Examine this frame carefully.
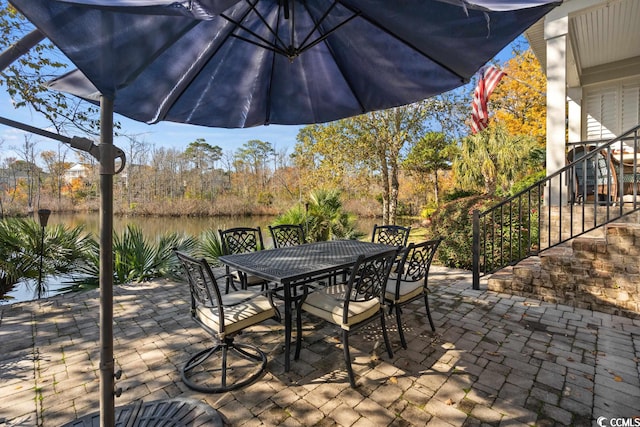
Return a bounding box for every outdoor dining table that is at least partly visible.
[218,239,399,372]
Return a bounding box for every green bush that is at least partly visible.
[428,195,502,270]
[420,206,436,220]
[273,189,364,242]
[197,229,224,265]
[80,225,198,285]
[480,192,541,272]
[0,218,95,294]
[508,170,547,197]
[442,188,479,202]
[429,191,541,272]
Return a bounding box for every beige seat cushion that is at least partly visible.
[196,290,276,339]
[301,284,380,331]
[231,270,267,286]
[385,277,423,304]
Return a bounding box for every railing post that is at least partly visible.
[472,209,480,290]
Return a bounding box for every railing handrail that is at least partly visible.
[543,124,640,193]
[471,124,640,289]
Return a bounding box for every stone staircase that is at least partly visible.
[488,222,640,318]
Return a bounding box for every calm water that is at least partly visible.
[1,213,379,305]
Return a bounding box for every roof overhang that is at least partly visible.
[525,0,640,87]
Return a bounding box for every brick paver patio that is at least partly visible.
[1,267,639,426]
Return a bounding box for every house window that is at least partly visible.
[584,77,640,141]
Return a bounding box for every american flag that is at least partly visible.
[471,65,506,134]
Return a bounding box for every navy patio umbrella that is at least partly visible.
[8,0,560,424]
[14,0,560,129]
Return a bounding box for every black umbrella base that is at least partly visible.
[61,397,225,426]
[181,342,268,393]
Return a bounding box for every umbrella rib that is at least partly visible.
[263,2,287,124]
[228,33,289,57]
[265,32,278,125]
[335,0,466,82]
[296,0,339,50]
[289,0,295,51]
[299,8,359,53]
[301,1,367,114]
[224,0,360,60]
[151,14,252,123]
[220,0,289,56]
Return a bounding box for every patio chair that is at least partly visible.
[294,248,399,388]
[268,224,306,248]
[385,238,442,349]
[174,250,280,393]
[371,224,411,247]
[219,226,269,290]
[568,146,617,205]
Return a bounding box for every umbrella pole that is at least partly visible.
[99,96,115,427]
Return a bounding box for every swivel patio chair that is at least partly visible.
[268,224,306,248]
[385,238,442,349]
[294,248,399,388]
[219,226,269,290]
[371,224,411,247]
[174,250,280,393]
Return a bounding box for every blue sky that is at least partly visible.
[0,92,303,160]
[0,37,526,162]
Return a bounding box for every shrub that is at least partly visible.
[197,229,224,265]
[428,195,502,270]
[508,170,547,197]
[273,189,364,242]
[80,225,198,285]
[442,188,479,202]
[0,218,94,294]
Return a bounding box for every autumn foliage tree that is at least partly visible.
[294,104,429,225]
[490,48,547,145]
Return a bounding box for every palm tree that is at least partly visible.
[454,125,538,195]
[197,229,224,265]
[0,218,94,297]
[80,225,198,285]
[275,189,363,242]
[307,190,361,241]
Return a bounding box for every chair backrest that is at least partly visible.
[395,238,442,286]
[269,224,305,248]
[174,250,224,329]
[343,249,398,321]
[569,147,617,203]
[371,224,411,247]
[219,227,264,255]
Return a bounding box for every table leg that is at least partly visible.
[284,284,292,372]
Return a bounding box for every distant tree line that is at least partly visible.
[2,1,550,274]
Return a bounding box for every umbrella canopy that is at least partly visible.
[12,0,560,128]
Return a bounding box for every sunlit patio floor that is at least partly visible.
[1,267,639,426]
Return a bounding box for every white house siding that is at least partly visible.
[584,76,640,141]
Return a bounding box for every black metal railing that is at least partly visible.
[472,124,640,289]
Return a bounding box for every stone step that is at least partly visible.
[487,222,640,317]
